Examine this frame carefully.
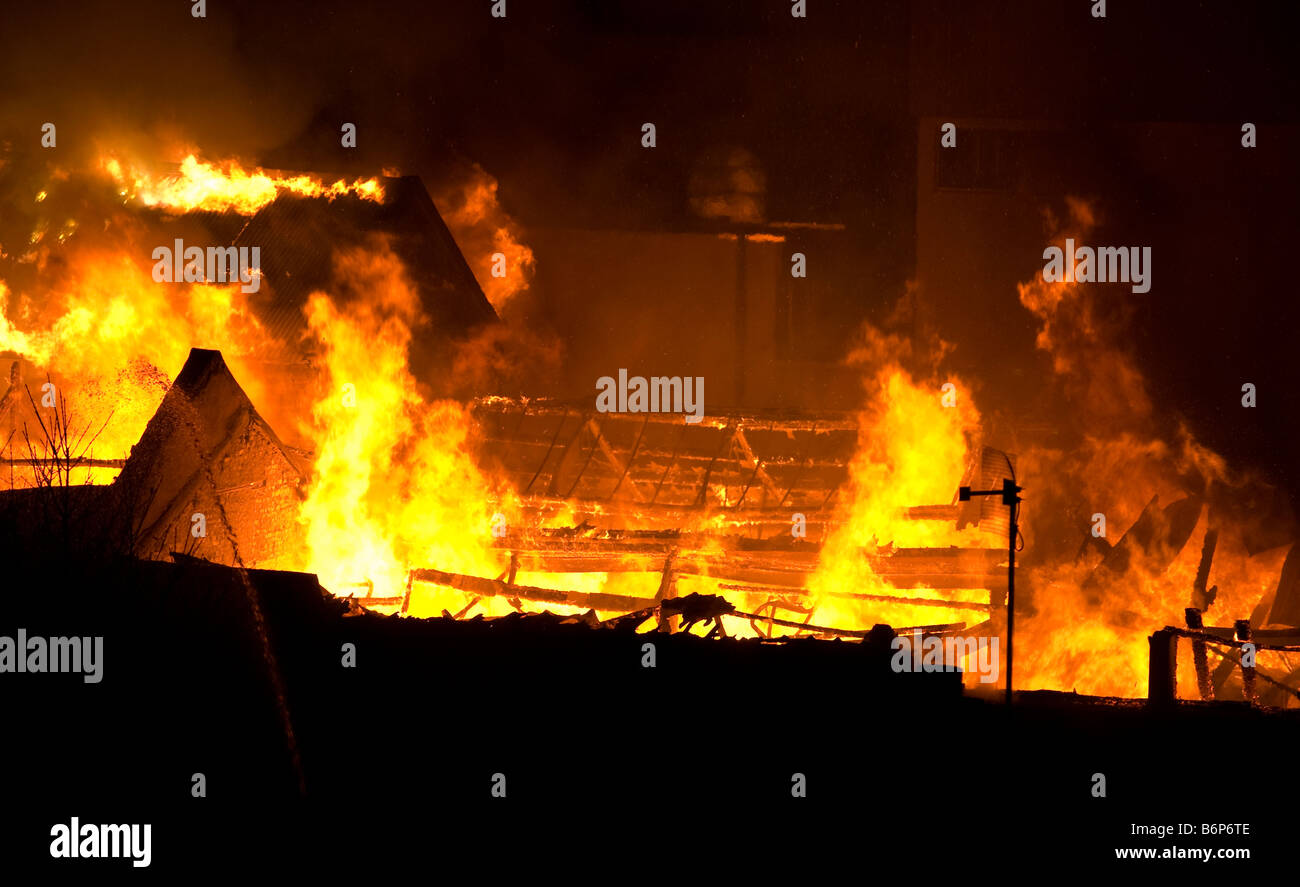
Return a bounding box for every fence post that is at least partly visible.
[1148,627,1178,707]
[1234,619,1256,704]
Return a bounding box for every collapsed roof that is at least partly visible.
[470,396,1015,539]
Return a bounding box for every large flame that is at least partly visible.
[296,241,514,607]
[1008,199,1286,697]
[809,360,992,630]
[0,252,275,483]
[103,153,384,215]
[1,144,1291,703]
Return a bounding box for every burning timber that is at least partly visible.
[15,349,999,601]
[2,348,1298,709]
[0,346,1013,650]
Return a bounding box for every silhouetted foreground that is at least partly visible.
[1,548,1296,873]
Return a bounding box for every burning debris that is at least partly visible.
[0,140,1295,712]
[5,3,1300,871]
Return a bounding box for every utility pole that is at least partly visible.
[959,478,1021,705]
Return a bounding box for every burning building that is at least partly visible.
[0,140,1295,711]
[5,3,1300,872]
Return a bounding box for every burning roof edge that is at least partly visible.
[156,174,498,363]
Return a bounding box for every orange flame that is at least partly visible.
[102,154,384,215]
[296,241,514,604]
[0,251,275,484]
[809,363,993,634]
[3,150,1291,703]
[438,165,535,313]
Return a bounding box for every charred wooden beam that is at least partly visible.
[480,441,851,472]
[731,427,784,504]
[586,417,650,502]
[1212,545,1300,692]
[521,408,571,495]
[722,608,963,639]
[400,572,414,614]
[717,583,995,612]
[409,568,658,613]
[1203,644,1300,704]
[352,596,405,607]
[1159,625,1300,650]
[494,533,1004,563]
[544,414,597,498]
[514,495,839,519]
[407,567,974,639]
[1157,622,1300,703]
[470,397,860,432]
[727,608,861,637]
[496,550,1005,590]
[694,419,737,507]
[607,416,649,501]
[453,595,482,619]
[1184,608,1214,700]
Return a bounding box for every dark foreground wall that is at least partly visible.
[1,553,1297,875]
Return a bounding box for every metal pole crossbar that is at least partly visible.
[959,478,1021,705]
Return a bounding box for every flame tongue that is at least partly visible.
[297,243,511,601]
[4,151,1289,703]
[103,154,384,215]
